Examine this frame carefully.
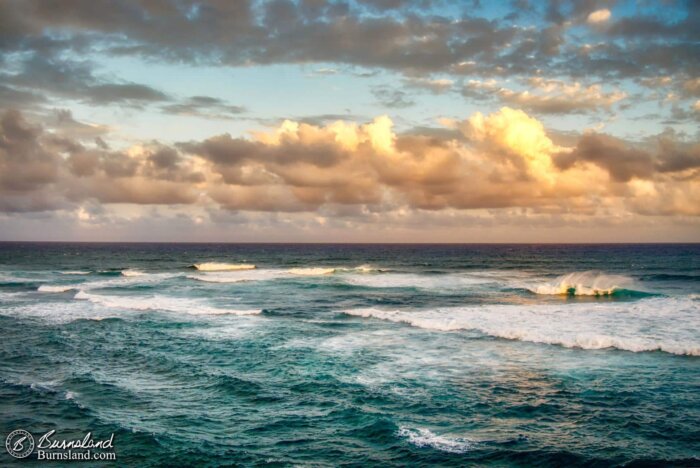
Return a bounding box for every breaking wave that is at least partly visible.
[191,262,256,272]
[74,290,260,316]
[288,267,336,276]
[344,297,700,356]
[526,271,647,296]
[121,269,145,277]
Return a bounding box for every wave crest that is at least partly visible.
[528,271,638,296]
[121,269,145,277]
[192,262,256,272]
[288,267,335,276]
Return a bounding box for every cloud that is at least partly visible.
[2,0,693,84]
[1,54,170,106]
[463,77,626,114]
[371,86,415,108]
[2,108,699,219]
[161,96,246,119]
[587,9,611,24]
[404,77,454,93]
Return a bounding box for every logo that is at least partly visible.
[5,429,35,459]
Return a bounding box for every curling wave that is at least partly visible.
[526,271,645,296]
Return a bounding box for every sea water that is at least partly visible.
[0,243,698,466]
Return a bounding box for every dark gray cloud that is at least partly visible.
[556,131,700,182]
[0,54,169,107]
[161,96,246,119]
[555,133,656,182]
[2,0,694,82]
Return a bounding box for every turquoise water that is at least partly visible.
[0,243,698,466]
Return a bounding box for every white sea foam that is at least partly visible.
[121,269,145,277]
[526,270,636,296]
[187,269,286,283]
[397,427,474,453]
[74,290,260,316]
[192,262,256,272]
[288,267,336,276]
[343,272,493,290]
[0,300,121,323]
[37,284,79,293]
[60,271,90,275]
[344,296,700,356]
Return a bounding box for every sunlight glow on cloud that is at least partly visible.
[587,9,611,24]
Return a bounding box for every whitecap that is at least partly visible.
[287,267,336,276]
[526,270,636,296]
[121,269,145,277]
[344,297,700,356]
[192,262,256,272]
[397,427,474,453]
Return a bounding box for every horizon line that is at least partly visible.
[0,240,698,245]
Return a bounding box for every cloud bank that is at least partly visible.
[2,107,698,221]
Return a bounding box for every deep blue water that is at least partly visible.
[0,243,698,466]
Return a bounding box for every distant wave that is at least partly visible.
[60,271,90,275]
[74,290,259,316]
[344,297,700,356]
[191,262,256,272]
[526,271,648,296]
[397,427,474,453]
[121,269,145,277]
[288,267,336,276]
[38,285,79,293]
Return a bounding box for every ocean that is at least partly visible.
[0,242,698,466]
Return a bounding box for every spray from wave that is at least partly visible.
[527,271,643,296]
[191,262,256,272]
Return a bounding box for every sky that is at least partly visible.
[0,0,698,242]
